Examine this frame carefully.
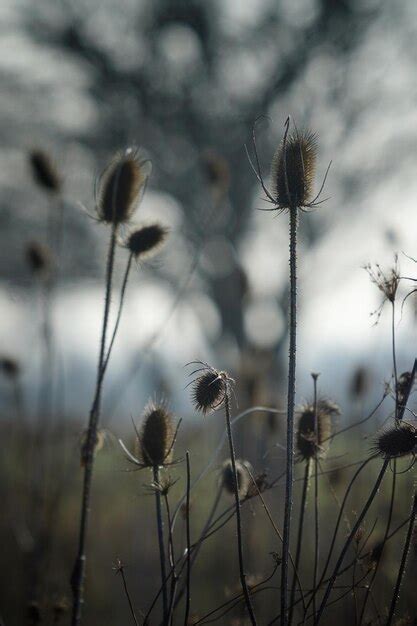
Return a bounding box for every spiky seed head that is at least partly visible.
[96,149,151,224]
[140,403,174,467]
[221,459,251,498]
[29,149,61,193]
[373,422,417,459]
[296,399,340,461]
[191,367,230,415]
[126,223,168,258]
[26,241,51,275]
[0,356,20,379]
[271,130,317,209]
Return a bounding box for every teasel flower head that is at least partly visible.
[189,362,234,415]
[126,223,168,259]
[0,356,20,379]
[221,459,251,499]
[296,398,340,461]
[270,128,317,210]
[373,422,417,459]
[139,402,175,467]
[26,241,52,276]
[29,149,62,194]
[95,148,151,225]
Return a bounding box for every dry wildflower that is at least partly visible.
[221,459,251,499]
[373,422,417,459]
[95,148,151,224]
[270,130,317,210]
[365,255,400,323]
[126,223,168,259]
[139,403,175,467]
[80,429,105,468]
[296,399,340,461]
[29,149,61,193]
[0,356,20,379]
[190,362,233,415]
[26,241,51,275]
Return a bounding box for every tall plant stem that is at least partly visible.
[312,374,320,622]
[386,491,417,626]
[314,460,389,625]
[224,392,257,625]
[71,223,118,626]
[391,302,399,420]
[153,465,169,623]
[184,451,191,626]
[282,206,298,625]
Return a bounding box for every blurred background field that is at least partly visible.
[0,0,417,624]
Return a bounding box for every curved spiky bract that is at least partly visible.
[96,149,151,224]
[139,403,174,467]
[374,422,417,459]
[296,399,340,461]
[271,130,317,209]
[127,223,168,258]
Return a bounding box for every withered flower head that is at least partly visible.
[126,223,168,259]
[296,398,340,461]
[190,363,233,415]
[96,149,151,224]
[139,402,174,467]
[271,129,317,209]
[373,422,417,459]
[0,356,20,379]
[29,149,61,193]
[365,256,400,323]
[26,241,51,275]
[221,459,251,498]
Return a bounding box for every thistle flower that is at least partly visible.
[373,422,417,459]
[190,363,233,415]
[0,356,20,379]
[296,399,340,461]
[270,130,317,210]
[26,241,51,275]
[126,223,168,259]
[95,149,151,224]
[29,149,61,194]
[221,459,251,499]
[139,403,175,467]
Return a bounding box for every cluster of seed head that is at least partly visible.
[296,399,340,461]
[373,422,417,459]
[270,130,317,210]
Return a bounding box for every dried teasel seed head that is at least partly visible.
[221,459,251,498]
[29,149,61,193]
[296,399,340,461]
[96,149,151,225]
[373,422,417,459]
[26,241,51,275]
[126,223,168,259]
[139,403,174,467]
[0,356,20,379]
[396,371,414,406]
[191,365,232,415]
[271,129,317,209]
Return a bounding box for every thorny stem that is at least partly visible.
[386,491,417,626]
[153,466,169,623]
[314,460,389,624]
[70,223,118,626]
[282,206,298,626]
[288,459,310,626]
[184,451,191,626]
[224,391,257,625]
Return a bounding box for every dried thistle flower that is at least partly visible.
[126,223,168,259]
[270,130,317,210]
[365,255,400,323]
[0,356,20,379]
[296,399,340,461]
[221,459,251,498]
[26,241,51,275]
[29,149,61,193]
[373,422,417,459]
[139,403,175,467]
[80,429,105,468]
[190,362,233,415]
[95,148,151,224]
